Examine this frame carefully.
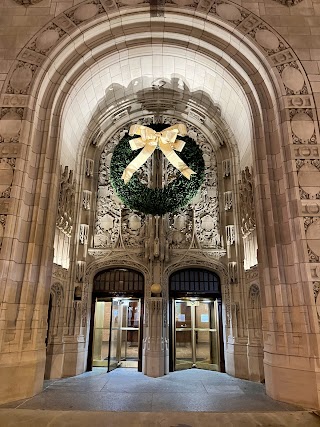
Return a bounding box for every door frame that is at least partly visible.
[170,296,224,372]
[87,293,144,372]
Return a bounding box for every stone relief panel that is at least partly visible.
[239,167,255,237]
[248,24,286,56]
[6,62,37,95]
[29,26,65,56]
[65,1,106,26]
[313,281,320,324]
[52,263,68,281]
[56,166,75,237]
[296,160,320,200]
[12,0,44,5]
[164,117,222,250]
[279,63,308,96]
[167,211,193,249]
[0,108,23,143]
[121,210,146,247]
[290,109,316,145]
[76,261,86,282]
[0,158,15,199]
[94,128,127,248]
[305,217,320,263]
[209,2,249,25]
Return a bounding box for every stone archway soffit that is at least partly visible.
[1,2,314,170]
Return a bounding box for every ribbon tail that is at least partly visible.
[121,144,156,183]
[172,138,185,152]
[160,141,196,180]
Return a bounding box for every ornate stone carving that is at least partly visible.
[0,109,23,142]
[245,265,259,281]
[7,62,37,95]
[237,14,262,34]
[56,166,75,237]
[65,1,105,26]
[11,0,43,6]
[95,128,127,248]
[226,225,235,245]
[53,14,78,35]
[222,159,231,177]
[121,210,146,247]
[224,191,232,211]
[168,212,192,249]
[0,158,15,198]
[249,283,260,302]
[52,264,68,281]
[248,24,285,56]
[85,159,94,177]
[51,282,63,307]
[305,217,320,262]
[212,3,246,25]
[311,265,320,280]
[296,160,320,199]
[284,95,313,109]
[228,262,237,283]
[272,0,304,6]
[239,167,256,237]
[76,261,86,282]
[294,146,319,159]
[79,224,89,245]
[191,132,222,249]
[313,282,320,322]
[290,110,316,144]
[277,63,308,96]
[82,190,92,210]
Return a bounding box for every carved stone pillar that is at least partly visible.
[142,297,166,377]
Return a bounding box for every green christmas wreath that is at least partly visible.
[110,124,205,215]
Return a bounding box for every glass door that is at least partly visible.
[92,300,112,367]
[117,298,140,368]
[92,298,141,370]
[174,299,219,371]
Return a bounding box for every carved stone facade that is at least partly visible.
[0,0,320,411]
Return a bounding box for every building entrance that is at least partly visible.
[92,298,141,370]
[174,298,220,371]
[88,268,144,372]
[169,268,224,372]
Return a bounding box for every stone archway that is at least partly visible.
[0,0,319,409]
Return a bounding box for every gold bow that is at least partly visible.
[121,124,196,183]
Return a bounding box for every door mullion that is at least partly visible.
[191,304,196,366]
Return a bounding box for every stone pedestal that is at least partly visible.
[247,342,264,382]
[0,349,45,404]
[142,298,165,377]
[62,336,87,377]
[264,360,320,409]
[45,341,65,379]
[225,338,249,380]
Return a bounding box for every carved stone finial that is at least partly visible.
[273,0,304,6]
[12,0,43,6]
